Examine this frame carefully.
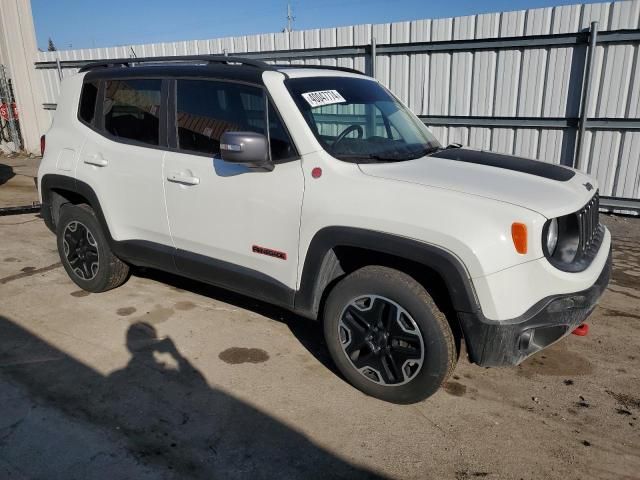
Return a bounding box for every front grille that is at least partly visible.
[577,192,600,254]
[546,191,603,273]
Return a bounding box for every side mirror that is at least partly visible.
[220,131,273,172]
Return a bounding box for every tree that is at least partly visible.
[47,38,56,52]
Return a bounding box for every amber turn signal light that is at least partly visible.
[511,223,528,254]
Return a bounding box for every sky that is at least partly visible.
[32,0,604,51]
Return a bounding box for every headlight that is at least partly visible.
[546,218,558,255]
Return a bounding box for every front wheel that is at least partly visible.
[323,266,456,404]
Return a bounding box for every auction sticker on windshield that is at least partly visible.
[301,90,346,108]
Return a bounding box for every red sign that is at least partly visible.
[0,103,18,121]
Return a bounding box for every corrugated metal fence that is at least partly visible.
[34,1,640,201]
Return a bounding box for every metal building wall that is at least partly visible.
[35,1,640,199]
[0,0,49,153]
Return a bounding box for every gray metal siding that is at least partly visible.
[36,0,640,199]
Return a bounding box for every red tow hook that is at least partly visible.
[572,323,589,336]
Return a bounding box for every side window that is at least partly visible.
[103,79,161,146]
[176,80,296,160]
[79,81,99,124]
[176,80,266,156]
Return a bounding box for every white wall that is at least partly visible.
[0,0,49,153]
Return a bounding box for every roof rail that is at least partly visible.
[78,55,272,73]
[272,64,364,75]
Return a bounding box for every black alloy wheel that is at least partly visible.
[323,266,457,404]
[56,204,130,292]
[62,220,100,280]
[339,295,424,386]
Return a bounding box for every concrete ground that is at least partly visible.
[0,154,39,208]
[0,155,639,479]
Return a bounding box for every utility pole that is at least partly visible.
[285,2,295,32]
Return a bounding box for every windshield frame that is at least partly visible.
[284,75,442,163]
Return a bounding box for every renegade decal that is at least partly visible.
[252,245,287,260]
[301,90,346,108]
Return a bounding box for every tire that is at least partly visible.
[56,204,129,292]
[323,265,456,404]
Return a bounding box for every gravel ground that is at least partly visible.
[0,155,638,479]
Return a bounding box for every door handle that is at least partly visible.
[167,172,200,186]
[84,153,108,167]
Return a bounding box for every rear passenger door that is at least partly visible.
[77,77,172,251]
[162,79,303,302]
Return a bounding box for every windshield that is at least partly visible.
[286,76,441,162]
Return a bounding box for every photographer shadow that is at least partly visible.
[0,315,384,479]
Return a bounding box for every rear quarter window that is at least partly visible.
[78,81,99,124]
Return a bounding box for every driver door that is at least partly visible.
[163,78,303,303]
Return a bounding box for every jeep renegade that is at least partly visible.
[38,56,611,404]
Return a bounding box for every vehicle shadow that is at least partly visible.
[135,267,341,378]
[0,314,385,479]
[0,163,15,187]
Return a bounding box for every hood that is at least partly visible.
[358,148,597,218]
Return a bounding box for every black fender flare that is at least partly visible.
[40,174,111,236]
[293,227,480,319]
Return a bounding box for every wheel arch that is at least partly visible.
[40,174,114,242]
[294,227,480,322]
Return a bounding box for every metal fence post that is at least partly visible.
[574,21,599,170]
[55,57,63,81]
[370,37,377,78]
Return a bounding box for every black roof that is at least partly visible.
[81,55,364,85]
[84,63,268,85]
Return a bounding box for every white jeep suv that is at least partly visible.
[38,56,611,404]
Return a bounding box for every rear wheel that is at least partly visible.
[323,265,456,404]
[57,204,129,292]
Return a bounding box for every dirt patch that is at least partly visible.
[219,347,269,365]
[70,290,90,298]
[517,343,593,378]
[606,390,640,410]
[174,301,196,311]
[610,236,640,290]
[117,307,137,317]
[0,262,61,285]
[600,308,640,321]
[574,395,591,409]
[139,306,174,325]
[456,471,490,479]
[443,381,467,397]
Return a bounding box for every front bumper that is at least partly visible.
[458,247,612,367]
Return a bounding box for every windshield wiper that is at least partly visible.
[336,144,451,162]
[421,144,462,157]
